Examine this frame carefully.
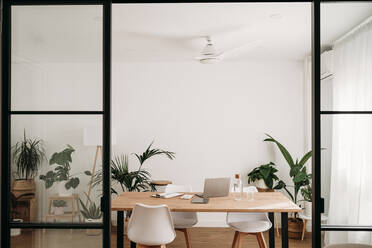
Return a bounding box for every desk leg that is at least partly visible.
[268,212,275,248]
[281,212,288,248]
[117,211,124,248]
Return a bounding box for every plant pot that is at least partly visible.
[304,201,312,217]
[12,179,36,197]
[57,181,73,196]
[86,219,102,236]
[11,219,23,236]
[53,207,65,216]
[255,179,268,189]
[288,217,304,239]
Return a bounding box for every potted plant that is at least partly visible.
[247,162,284,192]
[39,145,91,196]
[52,200,67,215]
[11,130,45,196]
[79,193,102,236]
[92,141,175,234]
[264,134,312,239]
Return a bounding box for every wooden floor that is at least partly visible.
[11,228,312,248]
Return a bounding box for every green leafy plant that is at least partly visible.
[247,162,284,189]
[264,134,312,206]
[12,130,46,180]
[93,142,175,194]
[134,141,175,171]
[79,193,102,220]
[52,200,67,208]
[39,145,91,190]
[301,185,312,202]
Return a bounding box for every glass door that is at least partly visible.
[314,0,372,247]
[1,1,111,248]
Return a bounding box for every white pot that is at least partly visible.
[255,179,268,189]
[53,207,65,216]
[304,201,312,217]
[11,219,23,236]
[57,181,73,196]
[86,219,102,236]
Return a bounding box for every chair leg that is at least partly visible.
[236,232,244,248]
[231,231,239,248]
[301,219,307,241]
[274,213,280,237]
[256,232,267,248]
[176,228,192,248]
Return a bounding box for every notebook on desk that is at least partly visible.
[151,192,184,199]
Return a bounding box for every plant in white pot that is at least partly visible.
[52,200,67,215]
[247,162,285,192]
[39,145,91,196]
[79,194,102,236]
[12,130,46,196]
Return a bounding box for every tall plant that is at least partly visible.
[12,130,46,180]
[264,134,312,205]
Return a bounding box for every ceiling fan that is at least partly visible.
[194,36,261,64]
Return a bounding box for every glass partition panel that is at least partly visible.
[321,114,372,226]
[321,2,372,112]
[11,5,103,111]
[10,115,103,224]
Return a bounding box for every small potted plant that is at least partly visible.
[12,130,45,196]
[264,134,312,239]
[52,200,67,215]
[247,162,284,192]
[79,193,102,236]
[39,145,91,196]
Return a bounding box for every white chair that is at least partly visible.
[165,184,198,248]
[127,203,176,248]
[227,186,272,248]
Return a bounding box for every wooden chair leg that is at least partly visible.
[183,228,191,248]
[256,232,267,248]
[236,232,244,248]
[231,231,239,248]
[176,228,192,248]
[274,213,280,237]
[301,219,307,241]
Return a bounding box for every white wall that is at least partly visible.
[112,60,307,226]
[11,59,308,226]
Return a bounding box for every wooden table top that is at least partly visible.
[111,192,301,213]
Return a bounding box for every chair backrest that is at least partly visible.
[165,184,192,193]
[227,186,268,223]
[165,184,198,226]
[127,203,176,246]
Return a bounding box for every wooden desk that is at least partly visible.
[112,192,301,248]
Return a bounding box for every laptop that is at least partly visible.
[196,177,231,199]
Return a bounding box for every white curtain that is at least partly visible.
[327,20,372,245]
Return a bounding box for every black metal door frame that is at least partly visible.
[0,0,111,247]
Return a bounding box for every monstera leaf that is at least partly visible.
[49,145,75,166]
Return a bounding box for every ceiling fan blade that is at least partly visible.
[221,40,262,59]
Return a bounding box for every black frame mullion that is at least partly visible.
[1,1,12,248]
[1,1,111,248]
[312,1,321,248]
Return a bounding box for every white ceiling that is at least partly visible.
[11,3,372,63]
